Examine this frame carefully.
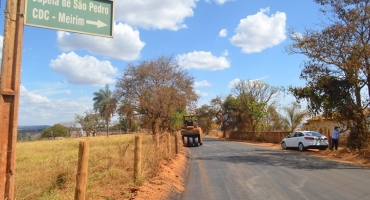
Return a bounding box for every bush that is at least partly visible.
[41,124,69,138]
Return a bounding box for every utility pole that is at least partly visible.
[0,0,24,199]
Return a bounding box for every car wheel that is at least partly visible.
[281,141,287,150]
[298,143,306,151]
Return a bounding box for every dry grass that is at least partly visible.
[15,133,178,200]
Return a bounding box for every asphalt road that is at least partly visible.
[180,137,370,200]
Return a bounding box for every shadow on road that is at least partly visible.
[201,136,230,142]
[192,146,369,171]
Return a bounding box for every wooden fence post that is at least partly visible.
[175,132,179,154]
[74,141,90,200]
[167,133,171,155]
[134,135,142,180]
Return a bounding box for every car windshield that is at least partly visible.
[304,132,322,137]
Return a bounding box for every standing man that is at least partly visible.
[332,126,343,150]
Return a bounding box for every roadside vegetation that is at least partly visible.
[15,134,177,199]
[286,0,370,150]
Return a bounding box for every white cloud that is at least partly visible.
[228,78,240,88]
[222,49,229,56]
[230,7,286,53]
[50,51,118,86]
[219,29,227,37]
[194,80,212,88]
[19,85,89,125]
[228,77,270,89]
[291,32,303,40]
[177,51,230,71]
[195,90,208,97]
[206,0,232,5]
[257,75,269,80]
[115,0,197,30]
[29,82,76,96]
[57,23,145,61]
[20,85,51,104]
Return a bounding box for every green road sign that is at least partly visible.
[25,0,114,37]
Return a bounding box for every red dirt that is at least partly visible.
[130,147,189,200]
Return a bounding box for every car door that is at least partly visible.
[294,132,304,147]
[285,132,296,147]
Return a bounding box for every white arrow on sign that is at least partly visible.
[86,20,107,28]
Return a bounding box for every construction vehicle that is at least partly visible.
[181,115,203,147]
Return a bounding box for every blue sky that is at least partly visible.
[0,0,323,126]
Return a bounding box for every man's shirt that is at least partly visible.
[332,129,341,139]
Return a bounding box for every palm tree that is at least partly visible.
[282,102,308,133]
[93,84,116,137]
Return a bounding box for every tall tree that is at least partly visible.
[196,105,215,135]
[166,109,188,133]
[210,96,233,137]
[60,121,78,137]
[114,55,198,135]
[281,102,308,133]
[117,100,136,132]
[264,105,286,131]
[93,84,116,137]
[75,111,105,137]
[286,0,370,149]
[232,80,279,132]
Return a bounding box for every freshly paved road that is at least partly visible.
[180,137,370,200]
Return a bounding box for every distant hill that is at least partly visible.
[18,125,51,141]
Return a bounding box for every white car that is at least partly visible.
[281,131,328,151]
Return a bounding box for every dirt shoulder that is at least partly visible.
[130,147,190,200]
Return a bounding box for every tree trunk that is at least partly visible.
[354,84,362,107]
[151,121,156,135]
[130,118,132,132]
[367,70,370,101]
[106,119,109,137]
[151,118,161,135]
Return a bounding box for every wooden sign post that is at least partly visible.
[0,0,25,199]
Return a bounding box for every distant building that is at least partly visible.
[302,116,349,136]
[80,129,85,137]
